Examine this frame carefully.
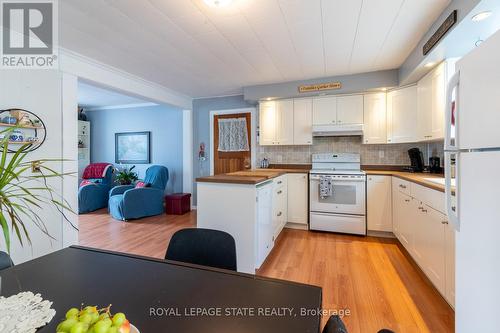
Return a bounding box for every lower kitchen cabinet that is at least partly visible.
[367,175,392,231]
[272,175,288,240]
[287,173,308,225]
[391,178,455,307]
[256,183,273,269]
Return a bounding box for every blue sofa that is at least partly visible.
[78,165,114,214]
[108,165,169,221]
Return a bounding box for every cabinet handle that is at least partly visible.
[387,139,392,142]
[451,206,456,212]
[338,120,342,123]
[421,209,428,213]
[404,199,410,202]
[441,221,449,225]
[277,212,282,217]
[418,206,423,210]
[399,184,407,189]
[277,181,282,185]
[277,190,283,195]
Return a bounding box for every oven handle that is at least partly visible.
[310,175,366,182]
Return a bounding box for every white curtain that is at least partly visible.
[218,118,250,152]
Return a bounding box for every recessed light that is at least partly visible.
[424,62,436,68]
[204,0,233,7]
[472,11,492,22]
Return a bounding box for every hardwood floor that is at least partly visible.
[79,210,454,333]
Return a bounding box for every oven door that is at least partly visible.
[310,174,366,215]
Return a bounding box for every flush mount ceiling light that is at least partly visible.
[472,11,492,22]
[204,0,233,7]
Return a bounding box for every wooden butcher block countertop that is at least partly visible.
[196,168,310,185]
[365,170,445,192]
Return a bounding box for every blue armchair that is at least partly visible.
[108,165,169,221]
[78,164,114,214]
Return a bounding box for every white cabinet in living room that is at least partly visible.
[363,93,387,144]
[387,85,418,143]
[293,99,313,145]
[287,173,308,225]
[367,175,392,232]
[337,95,363,125]
[312,96,336,125]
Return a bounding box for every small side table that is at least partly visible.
[165,193,191,215]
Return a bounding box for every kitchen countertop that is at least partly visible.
[196,168,309,185]
[365,170,445,192]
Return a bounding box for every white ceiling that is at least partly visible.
[60,0,451,98]
[78,82,155,110]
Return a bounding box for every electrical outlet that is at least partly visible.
[378,150,385,159]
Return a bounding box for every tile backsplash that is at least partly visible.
[256,136,444,166]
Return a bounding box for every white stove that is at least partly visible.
[309,153,366,235]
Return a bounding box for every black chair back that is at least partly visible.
[165,228,237,271]
[0,251,13,270]
[322,315,348,333]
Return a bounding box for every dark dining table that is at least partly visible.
[0,246,322,332]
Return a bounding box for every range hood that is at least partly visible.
[312,124,364,137]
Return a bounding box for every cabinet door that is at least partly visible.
[312,96,337,125]
[293,99,313,145]
[422,206,446,294]
[412,200,427,267]
[417,72,433,140]
[363,93,387,144]
[387,86,418,143]
[256,184,273,268]
[430,64,446,140]
[287,173,308,225]
[397,193,413,251]
[367,175,392,231]
[276,100,294,145]
[391,180,400,237]
[444,218,455,308]
[337,95,363,124]
[259,101,277,145]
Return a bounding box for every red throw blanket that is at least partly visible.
[82,163,112,179]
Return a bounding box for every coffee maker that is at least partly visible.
[407,148,425,172]
[429,156,442,173]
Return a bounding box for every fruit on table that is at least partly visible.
[56,305,131,333]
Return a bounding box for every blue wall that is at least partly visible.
[87,104,183,193]
[192,95,255,203]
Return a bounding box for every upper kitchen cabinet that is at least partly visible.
[337,95,363,125]
[417,61,456,142]
[363,93,387,144]
[275,100,294,145]
[387,85,418,144]
[312,96,337,125]
[259,101,277,146]
[293,98,313,145]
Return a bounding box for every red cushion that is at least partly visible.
[80,180,94,187]
[135,181,146,188]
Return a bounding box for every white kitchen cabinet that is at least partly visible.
[411,199,427,267]
[417,62,446,141]
[256,183,273,269]
[363,93,387,144]
[293,99,313,145]
[275,100,294,145]
[287,173,308,225]
[387,85,418,143]
[367,175,392,232]
[272,175,288,240]
[312,96,337,125]
[421,206,446,295]
[392,188,413,251]
[259,101,277,146]
[444,218,455,308]
[336,95,363,125]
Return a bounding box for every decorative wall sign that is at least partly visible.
[0,109,46,153]
[115,131,151,164]
[423,10,457,55]
[298,82,342,93]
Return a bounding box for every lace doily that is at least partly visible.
[0,291,56,333]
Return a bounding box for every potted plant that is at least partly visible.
[0,127,74,253]
[115,165,138,185]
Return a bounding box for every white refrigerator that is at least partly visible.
[444,29,500,332]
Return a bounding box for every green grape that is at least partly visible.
[69,322,87,333]
[102,318,112,327]
[79,313,93,324]
[57,317,78,333]
[112,313,126,326]
[107,327,118,333]
[93,320,112,333]
[66,308,80,319]
[90,312,100,324]
[98,313,110,321]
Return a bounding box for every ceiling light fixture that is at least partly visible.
[204,0,233,8]
[471,11,492,22]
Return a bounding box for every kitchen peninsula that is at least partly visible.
[196,169,309,274]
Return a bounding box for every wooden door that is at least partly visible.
[213,113,251,175]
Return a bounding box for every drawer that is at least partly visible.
[273,175,287,188]
[393,177,411,195]
[411,182,445,214]
[310,212,366,235]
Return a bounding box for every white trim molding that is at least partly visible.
[209,107,257,176]
[59,48,193,109]
[86,102,158,111]
[183,109,194,195]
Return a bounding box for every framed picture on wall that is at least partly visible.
[115,131,151,164]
